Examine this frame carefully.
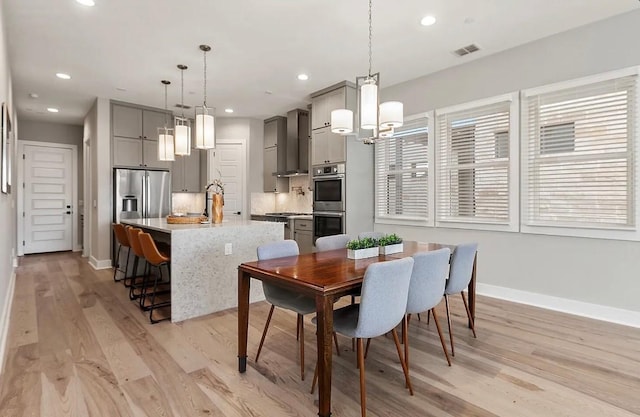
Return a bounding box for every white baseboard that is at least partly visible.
[476,283,640,329]
[89,256,112,270]
[0,269,17,374]
[12,257,17,268]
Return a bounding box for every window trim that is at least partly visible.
[520,67,640,241]
[374,111,435,227]
[435,92,520,232]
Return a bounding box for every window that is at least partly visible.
[522,71,637,235]
[435,94,519,230]
[375,114,431,224]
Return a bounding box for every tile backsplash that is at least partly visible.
[251,176,313,214]
[172,193,205,215]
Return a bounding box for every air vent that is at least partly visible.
[175,103,192,109]
[453,43,480,57]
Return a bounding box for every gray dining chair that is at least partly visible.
[315,233,351,251]
[444,242,478,357]
[314,257,415,417]
[404,248,452,368]
[357,231,384,240]
[255,239,339,381]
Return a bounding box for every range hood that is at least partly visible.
[278,109,309,177]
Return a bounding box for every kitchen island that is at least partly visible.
[121,218,283,322]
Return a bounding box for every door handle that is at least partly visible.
[65,211,71,215]
[235,211,241,215]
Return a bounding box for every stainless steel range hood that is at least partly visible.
[279,109,309,177]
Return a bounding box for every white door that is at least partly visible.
[210,143,244,220]
[24,145,74,254]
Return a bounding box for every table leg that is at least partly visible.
[238,269,250,373]
[316,295,333,417]
[467,253,477,329]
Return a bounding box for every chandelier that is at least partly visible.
[194,44,215,149]
[174,64,191,156]
[330,0,403,143]
[157,80,175,161]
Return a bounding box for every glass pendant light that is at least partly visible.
[157,80,175,161]
[194,44,215,149]
[174,64,191,156]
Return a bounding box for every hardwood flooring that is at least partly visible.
[1,251,639,416]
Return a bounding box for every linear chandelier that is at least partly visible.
[330,0,403,143]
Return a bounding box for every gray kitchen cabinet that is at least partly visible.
[311,87,346,130]
[311,127,346,165]
[263,146,288,192]
[172,149,202,192]
[294,218,313,254]
[111,102,172,168]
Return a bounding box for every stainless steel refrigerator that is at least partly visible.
[112,168,171,260]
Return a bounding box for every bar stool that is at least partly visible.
[126,227,148,301]
[112,223,131,283]
[138,231,171,324]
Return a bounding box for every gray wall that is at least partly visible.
[376,9,640,314]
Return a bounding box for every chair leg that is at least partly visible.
[255,305,275,363]
[461,292,477,338]
[364,338,371,359]
[431,308,451,366]
[417,313,421,322]
[299,314,305,381]
[357,338,366,417]
[445,294,455,357]
[296,314,300,341]
[391,328,413,396]
[403,316,409,371]
[113,243,121,282]
[333,332,341,357]
[311,362,318,394]
[122,249,132,286]
[427,309,431,325]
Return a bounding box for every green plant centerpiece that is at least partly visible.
[346,237,379,260]
[378,233,404,255]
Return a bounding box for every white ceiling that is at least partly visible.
[4,0,639,126]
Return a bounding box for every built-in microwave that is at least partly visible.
[313,211,345,242]
[312,163,345,212]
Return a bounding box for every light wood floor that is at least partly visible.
[1,252,639,417]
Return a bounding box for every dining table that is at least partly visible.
[237,241,477,417]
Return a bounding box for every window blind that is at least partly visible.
[523,75,637,228]
[375,116,429,221]
[436,100,512,224]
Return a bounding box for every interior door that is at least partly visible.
[23,144,73,254]
[210,143,244,219]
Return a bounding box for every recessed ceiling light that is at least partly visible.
[420,15,436,26]
[76,0,95,6]
[47,108,59,113]
[28,93,39,99]
[224,108,234,113]
[297,74,309,81]
[56,73,71,80]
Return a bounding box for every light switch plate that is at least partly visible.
[224,243,232,255]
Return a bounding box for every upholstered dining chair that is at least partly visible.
[444,242,478,356]
[255,240,339,381]
[315,257,415,417]
[404,248,452,368]
[315,234,351,251]
[357,231,384,240]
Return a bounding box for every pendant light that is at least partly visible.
[330,0,403,143]
[157,80,175,161]
[174,64,191,156]
[195,44,215,149]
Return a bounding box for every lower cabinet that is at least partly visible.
[294,218,313,254]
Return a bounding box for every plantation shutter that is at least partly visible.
[436,100,513,224]
[375,116,429,221]
[523,75,637,228]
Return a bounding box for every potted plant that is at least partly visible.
[378,233,404,255]
[346,237,380,260]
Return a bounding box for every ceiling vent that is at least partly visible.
[453,43,480,57]
[175,103,191,109]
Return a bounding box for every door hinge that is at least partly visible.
[22,182,25,189]
[22,154,25,160]
[22,211,25,218]
[22,240,25,246]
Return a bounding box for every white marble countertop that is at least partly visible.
[121,217,281,234]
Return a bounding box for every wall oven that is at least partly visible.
[313,211,345,241]
[312,163,345,212]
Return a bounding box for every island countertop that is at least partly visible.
[121,217,272,233]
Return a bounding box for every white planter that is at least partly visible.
[347,247,380,260]
[379,242,403,255]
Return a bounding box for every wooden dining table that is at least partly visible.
[237,241,477,417]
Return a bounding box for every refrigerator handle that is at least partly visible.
[146,172,151,218]
[141,173,146,218]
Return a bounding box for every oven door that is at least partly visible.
[313,211,346,242]
[313,175,345,212]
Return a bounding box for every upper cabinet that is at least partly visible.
[311,87,347,130]
[263,116,289,193]
[111,102,172,169]
[172,149,203,193]
[310,82,355,165]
